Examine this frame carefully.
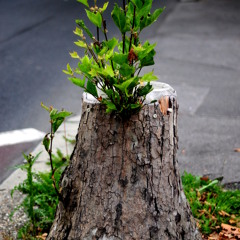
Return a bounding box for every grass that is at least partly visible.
[182,172,240,237]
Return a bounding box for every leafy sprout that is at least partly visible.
[64,0,164,118]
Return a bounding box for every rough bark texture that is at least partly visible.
[47,91,202,240]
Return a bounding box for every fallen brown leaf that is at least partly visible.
[208,232,219,240]
[234,148,240,152]
[219,210,230,217]
[220,223,240,239]
[229,219,236,225]
[36,233,48,240]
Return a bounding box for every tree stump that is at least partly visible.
[47,83,202,240]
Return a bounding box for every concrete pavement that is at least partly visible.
[153,0,240,184]
[1,0,240,191]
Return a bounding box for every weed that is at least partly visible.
[10,105,71,239]
[11,152,69,239]
[182,172,240,235]
[64,0,165,118]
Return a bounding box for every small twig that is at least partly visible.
[137,67,142,77]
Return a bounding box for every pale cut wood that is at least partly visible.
[47,83,202,240]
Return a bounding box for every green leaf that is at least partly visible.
[91,63,114,78]
[150,100,157,104]
[86,80,98,98]
[130,103,141,109]
[140,7,164,31]
[31,152,42,165]
[69,51,80,59]
[152,7,165,23]
[67,63,72,73]
[98,46,108,56]
[138,82,153,96]
[78,55,93,77]
[76,19,93,39]
[112,53,128,65]
[99,2,109,13]
[43,134,50,152]
[86,10,102,28]
[106,37,118,50]
[137,0,152,20]
[77,0,89,8]
[50,111,72,120]
[104,100,117,113]
[131,0,143,9]
[140,49,155,67]
[114,77,138,96]
[49,108,58,121]
[73,27,83,37]
[105,49,114,60]
[69,77,86,88]
[81,55,91,65]
[52,118,64,133]
[105,89,113,98]
[111,4,130,33]
[105,101,117,110]
[141,71,158,82]
[119,63,135,77]
[102,64,114,77]
[89,68,98,77]
[133,42,157,60]
[62,69,72,76]
[74,40,87,48]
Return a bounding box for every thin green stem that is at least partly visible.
[49,123,62,201]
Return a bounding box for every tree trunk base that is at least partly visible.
[47,83,202,240]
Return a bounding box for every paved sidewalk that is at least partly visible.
[153,0,240,184]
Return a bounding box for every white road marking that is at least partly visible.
[0,128,45,147]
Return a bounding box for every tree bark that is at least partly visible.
[47,83,202,240]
